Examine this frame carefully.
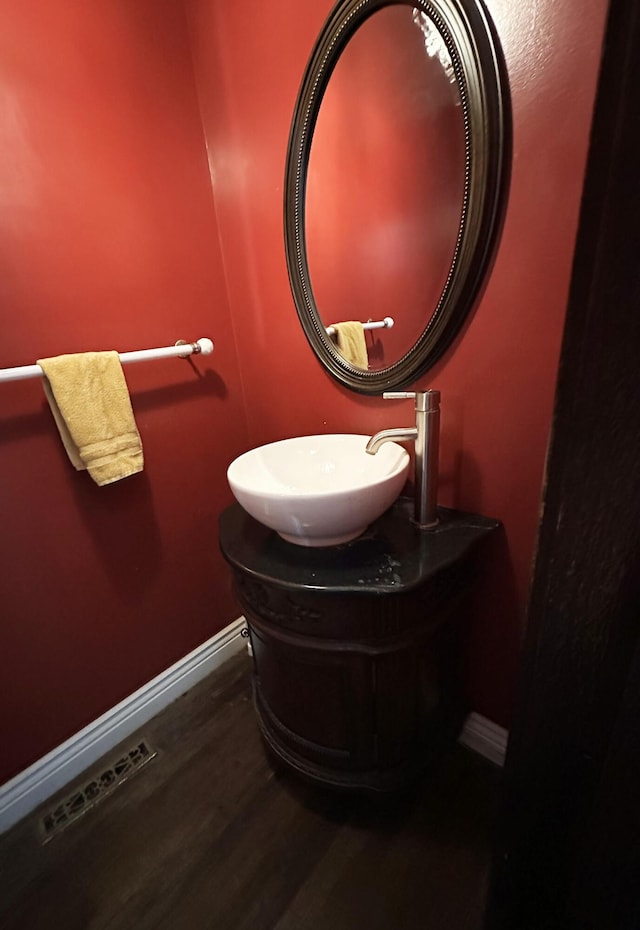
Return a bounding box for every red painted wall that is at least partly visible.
[0,0,249,784]
[0,0,609,787]
[187,0,609,727]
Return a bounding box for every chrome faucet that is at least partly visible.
[366,390,440,529]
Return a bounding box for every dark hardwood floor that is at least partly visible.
[0,651,501,929]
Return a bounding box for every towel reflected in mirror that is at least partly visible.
[329,321,368,368]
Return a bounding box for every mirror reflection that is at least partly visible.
[306,5,466,371]
[285,0,510,393]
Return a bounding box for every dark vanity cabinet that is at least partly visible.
[219,500,498,793]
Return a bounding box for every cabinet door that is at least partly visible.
[248,615,375,773]
[374,618,466,770]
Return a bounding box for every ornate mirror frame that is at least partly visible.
[284,0,511,394]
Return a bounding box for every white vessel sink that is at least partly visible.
[227,434,410,547]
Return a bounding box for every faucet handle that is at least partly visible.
[383,390,440,411]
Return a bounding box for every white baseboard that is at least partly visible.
[459,711,509,767]
[0,617,247,835]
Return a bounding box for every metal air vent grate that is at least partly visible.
[40,740,156,842]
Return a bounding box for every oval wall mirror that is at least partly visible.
[284,0,511,394]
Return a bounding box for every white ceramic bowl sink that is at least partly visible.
[227,434,410,547]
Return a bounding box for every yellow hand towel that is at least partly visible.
[37,351,144,486]
[330,321,368,369]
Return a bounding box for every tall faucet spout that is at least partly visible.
[366,390,440,529]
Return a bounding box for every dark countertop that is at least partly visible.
[219,499,500,595]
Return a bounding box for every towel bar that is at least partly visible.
[326,317,394,337]
[0,338,214,384]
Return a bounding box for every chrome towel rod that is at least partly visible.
[0,338,214,384]
[326,317,394,336]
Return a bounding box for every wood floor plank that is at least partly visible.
[0,652,500,930]
[273,750,496,930]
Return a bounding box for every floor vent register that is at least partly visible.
[40,740,156,842]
